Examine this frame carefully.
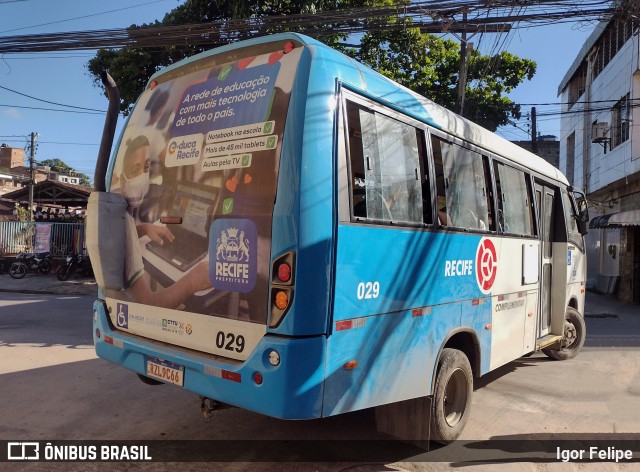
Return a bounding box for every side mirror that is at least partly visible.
[569,187,589,235]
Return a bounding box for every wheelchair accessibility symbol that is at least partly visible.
[116,303,128,329]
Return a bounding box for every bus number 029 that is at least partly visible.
[215,331,245,353]
[357,281,380,300]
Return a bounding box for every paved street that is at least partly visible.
[0,285,638,470]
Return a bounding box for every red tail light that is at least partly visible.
[277,263,291,282]
[253,372,263,385]
[270,252,295,327]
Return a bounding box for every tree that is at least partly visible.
[88,0,359,113]
[39,158,92,187]
[13,202,30,221]
[354,29,536,131]
[87,0,535,130]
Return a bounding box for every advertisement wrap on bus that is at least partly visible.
[100,43,303,362]
[87,33,588,443]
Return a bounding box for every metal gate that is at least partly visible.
[0,222,86,256]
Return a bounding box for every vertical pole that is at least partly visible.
[531,107,538,155]
[456,11,469,115]
[28,132,36,222]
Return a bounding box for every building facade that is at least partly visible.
[0,144,25,169]
[513,135,560,169]
[558,16,640,303]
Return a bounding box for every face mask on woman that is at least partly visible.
[121,171,150,210]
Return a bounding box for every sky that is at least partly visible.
[0,0,597,183]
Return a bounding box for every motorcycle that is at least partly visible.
[9,252,52,279]
[56,252,93,281]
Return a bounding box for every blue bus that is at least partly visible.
[87,33,589,443]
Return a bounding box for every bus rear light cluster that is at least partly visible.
[274,291,289,310]
[270,252,295,328]
[277,263,291,283]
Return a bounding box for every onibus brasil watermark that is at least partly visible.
[7,442,151,462]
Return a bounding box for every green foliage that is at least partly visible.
[38,158,92,187]
[87,0,380,113]
[86,0,536,130]
[14,203,30,221]
[39,158,71,172]
[352,28,536,131]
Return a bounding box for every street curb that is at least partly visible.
[0,288,59,295]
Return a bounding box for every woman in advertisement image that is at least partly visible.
[114,135,212,308]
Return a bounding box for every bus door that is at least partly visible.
[534,182,556,337]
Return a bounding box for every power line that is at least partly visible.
[0,0,168,35]
[0,84,106,112]
[0,103,105,114]
[0,1,621,54]
[1,53,93,59]
[37,141,98,146]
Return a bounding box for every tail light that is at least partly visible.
[276,263,291,283]
[274,291,289,310]
[270,251,295,328]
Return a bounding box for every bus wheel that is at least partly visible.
[430,348,473,444]
[542,307,586,361]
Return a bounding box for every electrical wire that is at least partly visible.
[0,84,105,112]
[0,0,168,35]
[0,103,104,114]
[0,1,621,54]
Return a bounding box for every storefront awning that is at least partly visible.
[589,210,640,229]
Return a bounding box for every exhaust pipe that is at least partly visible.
[94,71,120,192]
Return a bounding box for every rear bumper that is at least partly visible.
[92,299,325,419]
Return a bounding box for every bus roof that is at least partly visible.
[147,32,568,186]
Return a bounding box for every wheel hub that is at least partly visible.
[562,321,577,348]
[443,368,468,427]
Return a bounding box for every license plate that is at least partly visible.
[146,357,184,387]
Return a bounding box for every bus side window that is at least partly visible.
[493,161,535,236]
[345,100,426,226]
[482,156,496,231]
[432,136,450,226]
[346,102,367,218]
[417,130,433,225]
[431,135,489,231]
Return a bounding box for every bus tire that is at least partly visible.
[430,348,473,444]
[542,307,586,361]
[136,373,164,386]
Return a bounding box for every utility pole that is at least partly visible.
[531,107,538,155]
[455,11,473,116]
[28,132,37,222]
